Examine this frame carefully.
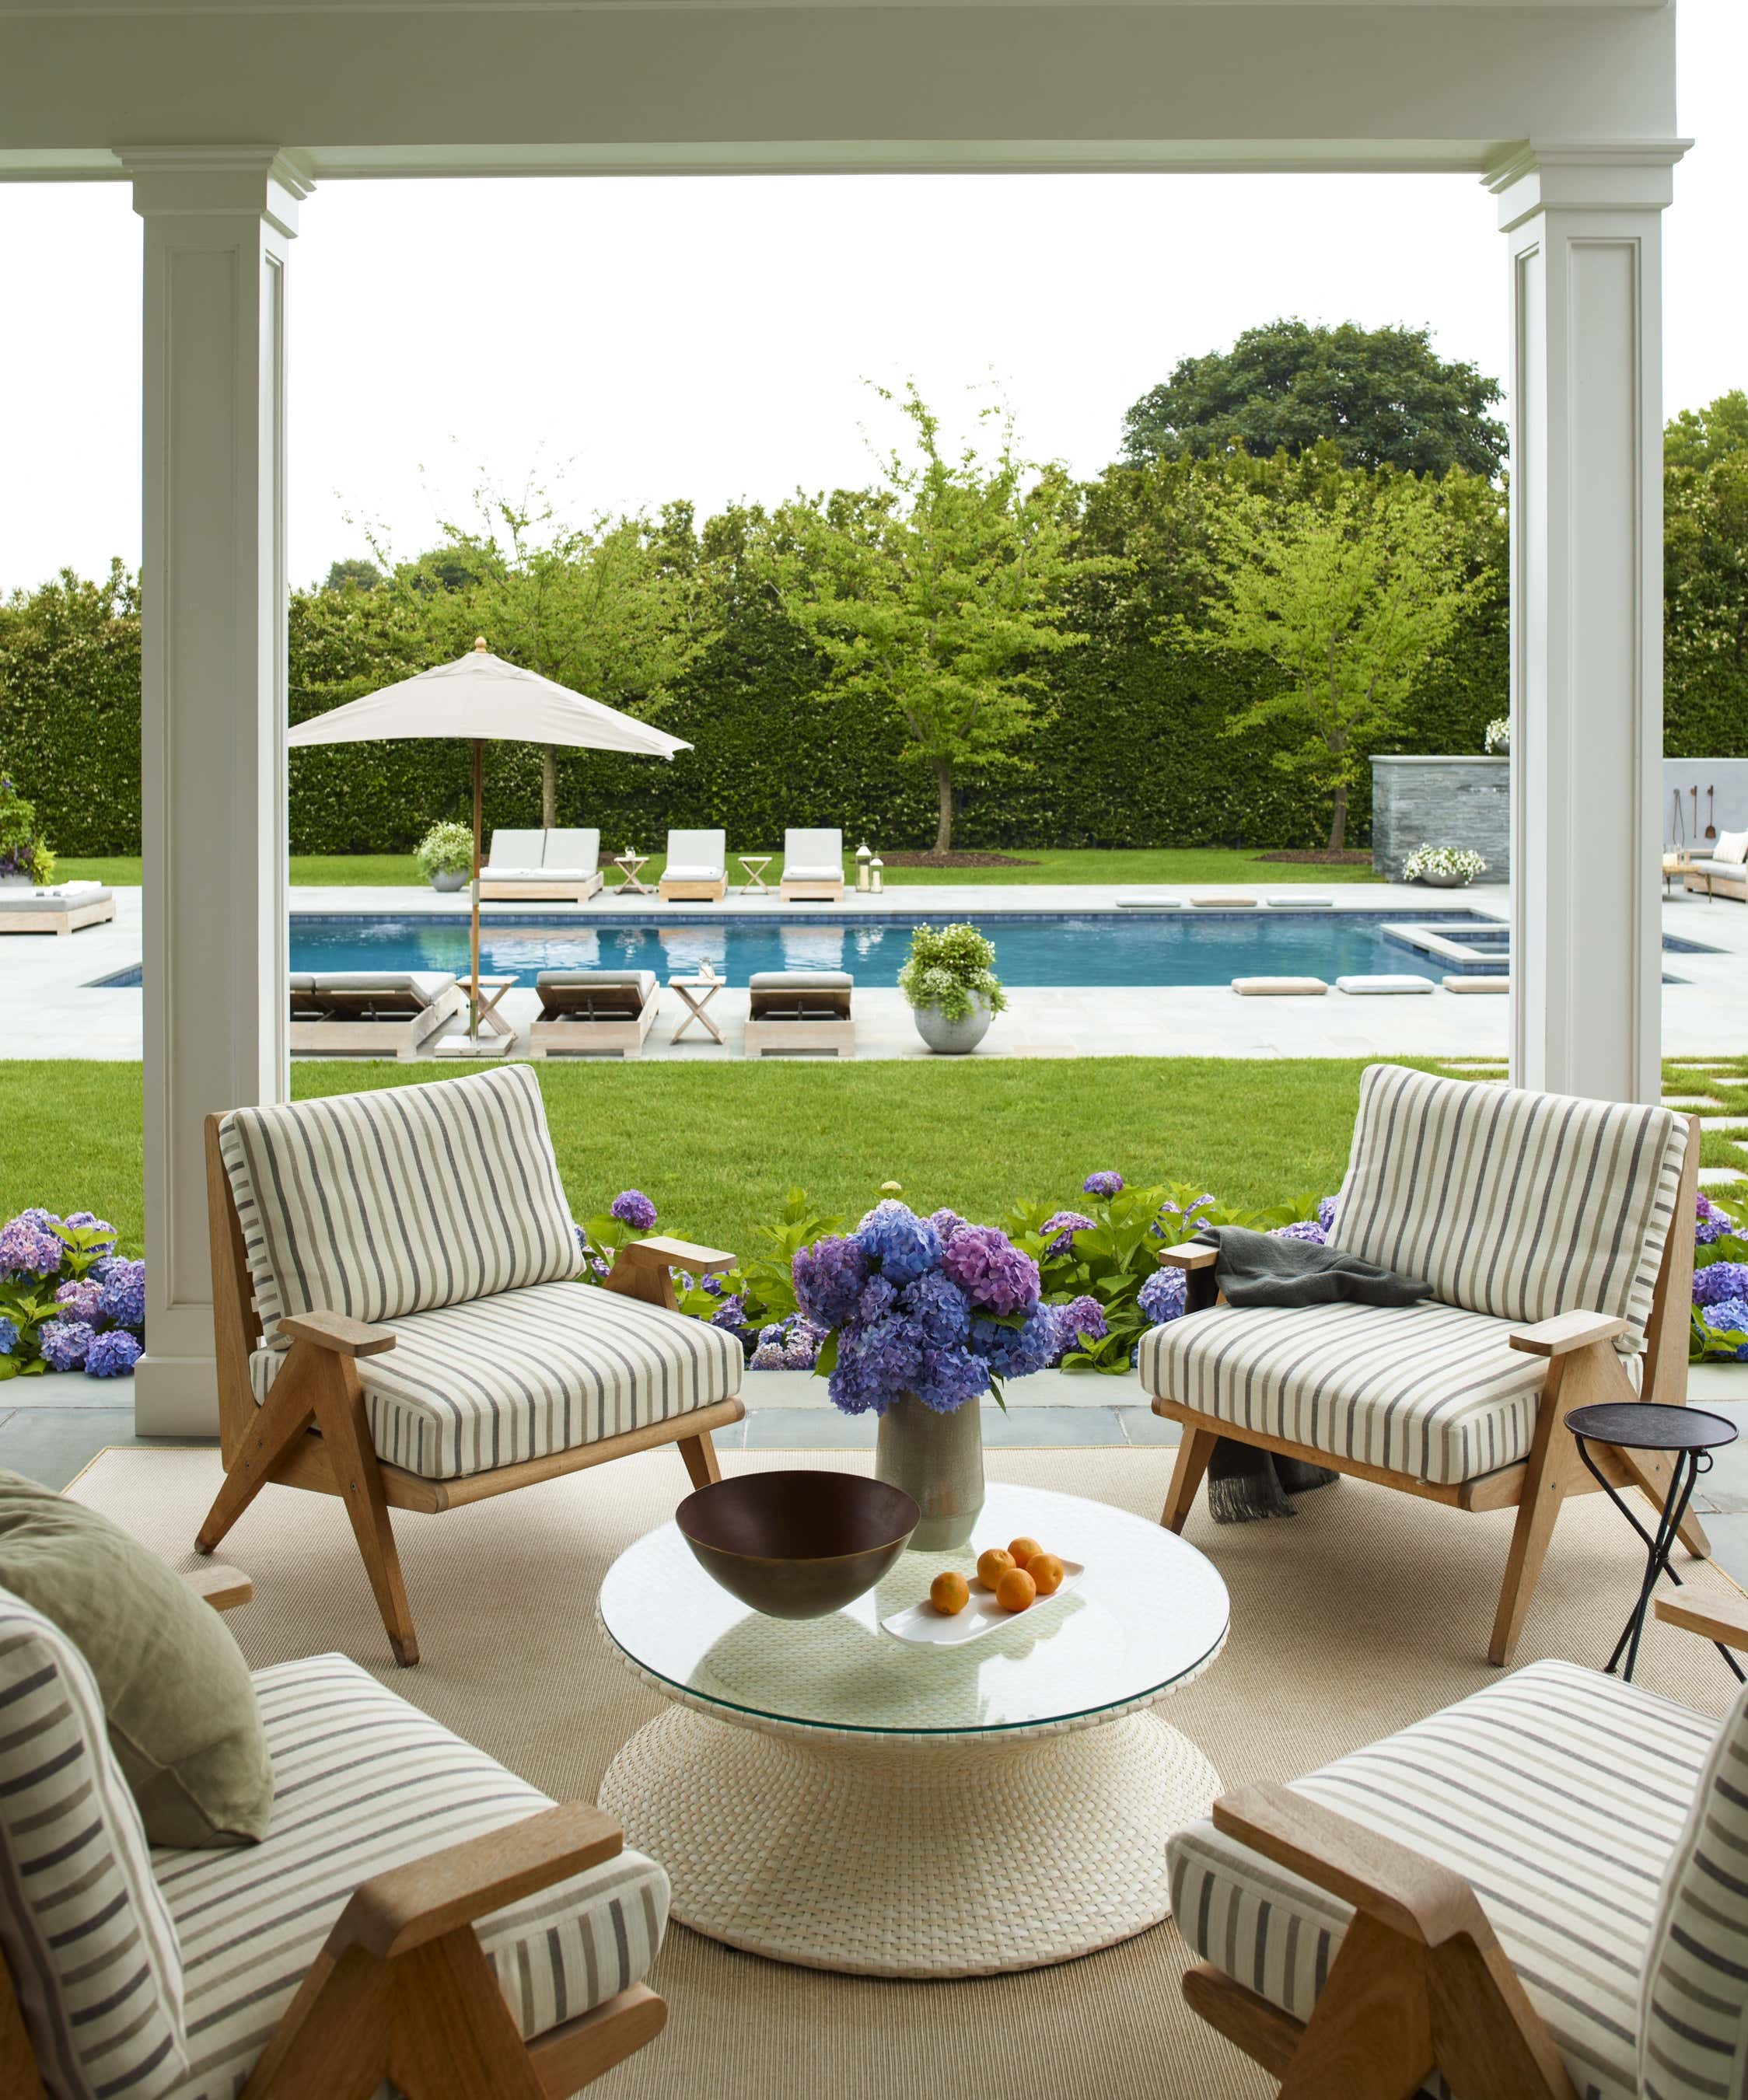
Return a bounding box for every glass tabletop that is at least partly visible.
[597,1482,1229,1739]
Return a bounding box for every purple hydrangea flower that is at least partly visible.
[0,1212,65,1280]
[912,1345,991,1413]
[610,1189,658,1232]
[827,1314,926,1416]
[1138,1267,1187,1324]
[855,1274,898,1325]
[63,1212,117,1250]
[1273,1219,1328,1246]
[927,1208,967,1245]
[1041,1210,1096,1253]
[793,1235,872,1328]
[96,1260,146,1333]
[1694,1262,1748,1309]
[709,1295,746,1330]
[940,1226,1040,1316]
[758,1322,787,1348]
[1058,1295,1108,1345]
[783,1340,819,1370]
[1082,1171,1124,1199]
[1697,1194,1736,1247]
[897,1270,970,1347]
[1316,1196,1339,1233]
[854,1201,943,1285]
[750,1341,786,1369]
[1700,1298,1748,1359]
[970,1303,1056,1381]
[0,1317,17,1356]
[589,1255,612,1280]
[85,1329,142,1378]
[55,1279,103,1324]
[37,1319,94,1372]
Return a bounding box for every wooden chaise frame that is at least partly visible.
[0,892,115,936]
[196,1113,745,1665]
[0,1572,667,2100]
[1182,1587,1748,2100]
[1152,1113,1706,1668]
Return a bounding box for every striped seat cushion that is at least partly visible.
[0,1590,187,2100]
[1170,1659,1716,2100]
[1138,1297,1629,1485]
[250,1278,743,1480]
[219,1064,580,1350]
[1639,1683,1748,2100]
[156,1654,667,2100]
[1330,1064,1688,1354]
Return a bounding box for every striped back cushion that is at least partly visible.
[1329,1064,1687,1350]
[219,1064,579,1350]
[0,1590,187,2100]
[1639,1686,1748,2100]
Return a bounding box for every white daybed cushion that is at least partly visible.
[0,885,113,910]
[1116,896,1184,910]
[1334,973,1435,994]
[157,1654,669,2100]
[308,971,457,1002]
[537,970,658,997]
[541,828,600,872]
[663,865,725,884]
[782,865,844,883]
[782,829,844,879]
[1231,977,1327,996]
[1169,1658,1714,2100]
[663,830,725,880]
[1189,895,1259,908]
[1443,973,1509,994]
[1264,893,1334,907]
[480,867,558,882]
[487,828,546,869]
[749,970,854,992]
[250,1277,743,1480]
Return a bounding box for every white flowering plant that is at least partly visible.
[897,921,1007,1024]
[1403,844,1487,885]
[1484,718,1510,755]
[414,820,475,881]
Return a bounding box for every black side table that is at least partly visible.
[1566,1401,1743,1685]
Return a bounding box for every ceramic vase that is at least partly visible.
[874,1391,984,1550]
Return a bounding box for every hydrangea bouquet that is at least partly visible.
[1693,1191,1748,1363]
[0,1210,145,1380]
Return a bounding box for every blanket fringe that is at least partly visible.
[1206,1442,1341,1525]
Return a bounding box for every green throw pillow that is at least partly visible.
[0,1470,272,1847]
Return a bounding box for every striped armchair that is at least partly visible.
[198,1063,746,1663]
[1143,1064,1702,1665]
[1172,1599,1748,2100]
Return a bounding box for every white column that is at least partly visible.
[1491,143,1686,1105]
[124,149,306,1434]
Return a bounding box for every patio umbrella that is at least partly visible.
[287,637,690,1038]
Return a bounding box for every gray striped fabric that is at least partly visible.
[1138,1298,1628,1485]
[1639,1684,1748,2100]
[1330,1064,1687,1354]
[250,1279,743,1480]
[0,1591,187,2100]
[1170,1659,1715,2100]
[218,1064,580,1351]
[156,1653,668,2100]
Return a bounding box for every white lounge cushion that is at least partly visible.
[541,827,600,872]
[250,1277,742,1480]
[219,1064,580,1351]
[782,827,842,869]
[479,866,558,882]
[486,828,546,870]
[157,1654,668,2100]
[0,1589,188,2100]
[664,830,725,882]
[1442,973,1509,993]
[781,865,845,884]
[1169,1658,1715,2100]
[1334,973,1434,994]
[307,971,457,1001]
[1231,977,1327,996]
[1689,860,1747,882]
[749,970,853,991]
[1264,894,1334,907]
[1713,826,1748,866]
[1138,1297,1638,1486]
[662,864,725,885]
[1331,1064,1688,1354]
[0,885,113,910]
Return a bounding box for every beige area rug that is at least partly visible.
[68,1446,1746,2100]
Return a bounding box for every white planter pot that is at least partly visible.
[428,868,469,893]
[1418,871,1470,889]
[911,994,995,1054]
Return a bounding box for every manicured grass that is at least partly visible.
[52,847,1377,891]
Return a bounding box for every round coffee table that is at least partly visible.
[596,1480,1228,1977]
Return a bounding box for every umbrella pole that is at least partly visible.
[470,738,482,1041]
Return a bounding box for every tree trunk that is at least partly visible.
[542,745,558,830]
[932,759,953,854]
[1327,781,1348,853]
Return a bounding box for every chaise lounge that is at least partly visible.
[530,969,662,1057]
[288,970,470,1060]
[778,827,845,903]
[0,880,115,935]
[743,970,856,1057]
[477,826,604,902]
[657,829,727,903]
[1683,826,1748,902]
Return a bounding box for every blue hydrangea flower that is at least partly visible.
[1041,1210,1096,1253]
[85,1329,142,1378]
[55,1279,103,1324]
[928,1208,967,1245]
[1700,1298,1748,1360]
[970,1304,1056,1381]
[782,1339,819,1370]
[709,1295,746,1331]
[855,1274,898,1325]
[750,1341,786,1370]
[1316,1196,1339,1232]
[1273,1219,1328,1246]
[912,1345,991,1413]
[0,1317,16,1355]
[1694,1262,1748,1308]
[610,1190,657,1232]
[1082,1171,1124,1199]
[0,1212,65,1280]
[63,1212,117,1251]
[38,1319,95,1372]
[758,1322,787,1348]
[96,1260,146,1333]
[897,1270,970,1347]
[1138,1267,1187,1324]
[1058,1295,1108,1345]
[793,1235,873,1328]
[827,1314,925,1416]
[854,1201,943,1285]
[1697,1194,1736,1247]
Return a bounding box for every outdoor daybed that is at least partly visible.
[743,969,855,1057]
[288,971,470,1060]
[778,827,846,902]
[1683,826,1748,901]
[530,969,662,1057]
[478,826,604,902]
[658,830,727,902]
[0,881,114,935]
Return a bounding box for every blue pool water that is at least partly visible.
[278,909,1505,990]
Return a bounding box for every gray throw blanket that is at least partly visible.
[1188,1226,1430,1523]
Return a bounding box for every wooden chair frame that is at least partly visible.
[288,981,469,1063]
[1182,1588,1748,2100]
[0,1575,667,2100]
[528,979,662,1060]
[1153,1114,1704,1668]
[743,984,857,1059]
[197,1113,744,1665]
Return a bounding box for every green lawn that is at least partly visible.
[52,847,1376,890]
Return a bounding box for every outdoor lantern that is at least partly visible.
[856,842,872,892]
[869,855,884,894]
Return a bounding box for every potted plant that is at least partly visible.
[1402,844,1487,889]
[1484,717,1510,755]
[414,819,474,893]
[0,774,56,889]
[897,921,1006,1053]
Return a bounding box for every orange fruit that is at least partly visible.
[930,1571,970,1616]
[976,1548,1016,1592]
[995,1567,1037,1613]
[1008,1536,1043,1570]
[1029,1552,1065,1596]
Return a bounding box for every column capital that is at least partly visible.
[120,145,311,237]
[1485,139,1690,233]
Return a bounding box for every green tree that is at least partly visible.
[1190,466,1497,849]
[1120,319,1507,481]
[321,557,383,593]
[1666,390,1748,473]
[1666,399,1748,760]
[770,386,1092,852]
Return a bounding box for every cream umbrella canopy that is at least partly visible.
[287,637,691,1038]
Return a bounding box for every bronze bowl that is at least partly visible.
[676,1471,920,1620]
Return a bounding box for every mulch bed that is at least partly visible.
[877,850,1040,868]
[1254,849,1374,865]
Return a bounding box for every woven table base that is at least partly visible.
[600,1703,1221,1977]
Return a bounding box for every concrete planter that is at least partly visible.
[1371,755,1509,883]
[911,995,995,1054]
[1418,870,1471,889]
[428,868,469,893]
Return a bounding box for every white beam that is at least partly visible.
[1491,140,1684,1105]
[127,148,302,1433]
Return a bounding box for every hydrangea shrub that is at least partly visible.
[1694,1192,1748,1363]
[0,1211,144,1381]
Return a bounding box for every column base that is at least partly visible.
[132,1353,219,1437]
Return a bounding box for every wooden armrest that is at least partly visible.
[613,1235,736,1274]
[329,1804,623,1962]
[1507,1309,1629,1357]
[1655,1592,1748,1651]
[1158,1241,1218,1271]
[278,1309,397,1357]
[181,1564,253,1613]
[1211,1783,1485,1948]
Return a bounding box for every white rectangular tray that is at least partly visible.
[881,1560,1085,1647]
